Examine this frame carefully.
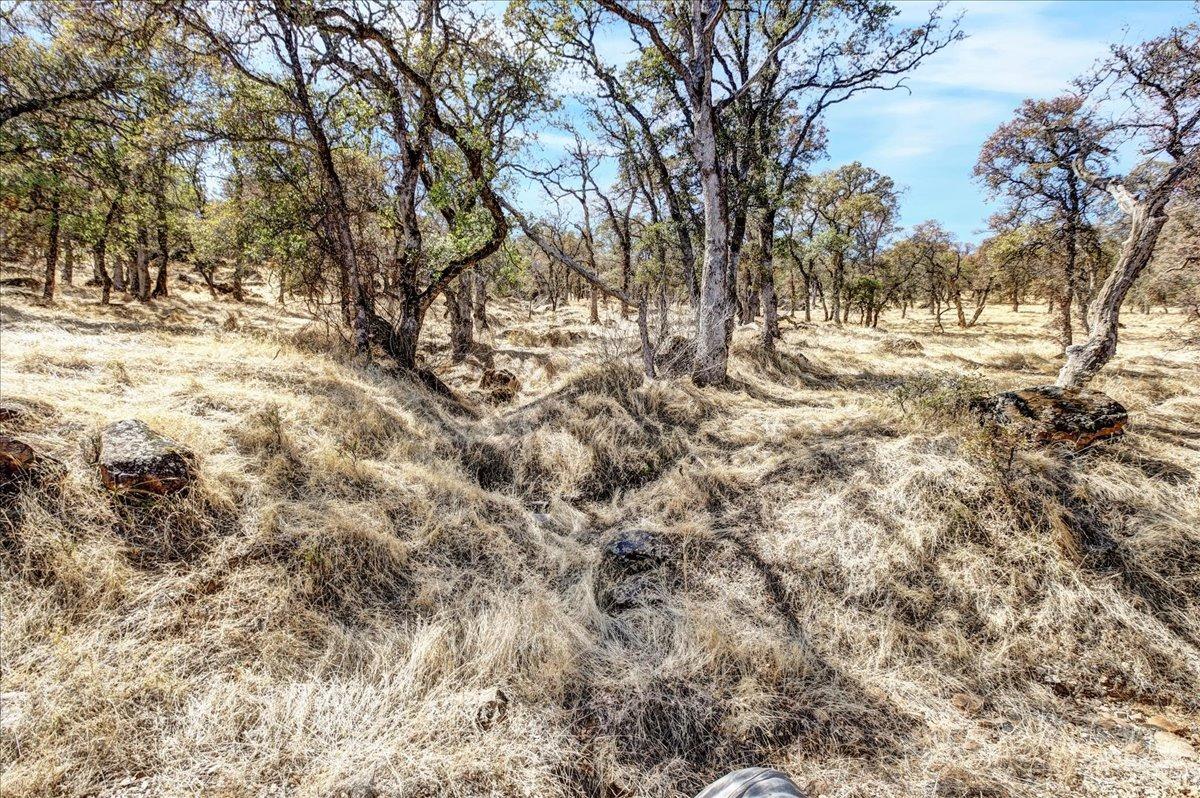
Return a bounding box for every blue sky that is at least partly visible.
[528,0,1195,243]
[818,0,1195,242]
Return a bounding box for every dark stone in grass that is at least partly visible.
[480,368,520,404]
[0,435,62,493]
[970,385,1128,451]
[596,529,671,612]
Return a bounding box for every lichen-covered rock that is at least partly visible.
[595,529,671,612]
[480,368,520,404]
[970,385,1128,450]
[97,419,194,495]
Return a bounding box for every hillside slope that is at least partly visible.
[2,284,1199,797]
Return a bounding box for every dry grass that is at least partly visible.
[2,282,1199,797]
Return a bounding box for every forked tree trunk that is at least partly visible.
[1056,180,1173,389]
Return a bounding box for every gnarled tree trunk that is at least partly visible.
[1056,178,1175,388]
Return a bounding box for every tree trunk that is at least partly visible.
[152,162,169,298]
[41,193,60,301]
[787,263,797,318]
[657,278,669,344]
[807,278,816,322]
[831,252,844,327]
[135,226,151,302]
[381,296,425,371]
[758,211,779,352]
[472,267,488,330]
[94,236,112,305]
[1056,182,1171,389]
[61,235,73,285]
[691,86,732,386]
[638,287,656,379]
[281,21,371,358]
[446,274,474,364]
[111,251,125,293]
[589,284,600,324]
[1059,285,1073,349]
[747,266,761,321]
[736,261,751,324]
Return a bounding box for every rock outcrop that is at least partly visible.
[97,420,194,495]
[971,385,1128,450]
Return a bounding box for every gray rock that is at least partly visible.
[694,768,807,798]
[97,420,194,496]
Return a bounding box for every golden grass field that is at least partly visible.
[2,280,1199,797]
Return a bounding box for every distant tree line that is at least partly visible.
[1,1,1196,389]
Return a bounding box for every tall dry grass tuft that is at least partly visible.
[2,286,1199,797]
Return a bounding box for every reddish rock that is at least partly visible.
[971,385,1128,450]
[0,435,61,492]
[97,420,194,495]
[1,436,39,485]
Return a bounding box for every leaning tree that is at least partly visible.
[1055,20,1199,388]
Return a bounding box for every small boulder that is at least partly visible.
[97,419,194,495]
[878,337,924,356]
[480,368,520,404]
[0,403,29,425]
[0,436,59,490]
[970,384,1128,450]
[1146,714,1189,735]
[595,529,670,612]
[694,768,807,798]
